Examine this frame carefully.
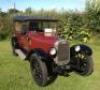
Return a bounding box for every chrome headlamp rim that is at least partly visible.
[75,45,81,52]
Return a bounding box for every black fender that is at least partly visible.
[11,37,19,48]
[70,44,93,57]
[26,48,49,61]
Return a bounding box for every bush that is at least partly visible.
[0,1,100,42]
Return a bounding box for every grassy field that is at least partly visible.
[0,40,100,90]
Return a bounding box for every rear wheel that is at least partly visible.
[11,37,18,56]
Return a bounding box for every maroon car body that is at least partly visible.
[13,16,58,54]
[18,32,58,53]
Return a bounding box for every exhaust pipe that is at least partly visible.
[15,49,26,60]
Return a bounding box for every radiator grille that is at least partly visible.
[57,41,70,65]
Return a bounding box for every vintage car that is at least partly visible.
[11,16,93,86]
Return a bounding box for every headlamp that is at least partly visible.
[75,46,81,52]
[49,48,57,56]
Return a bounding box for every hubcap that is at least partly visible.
[79,58,88,72]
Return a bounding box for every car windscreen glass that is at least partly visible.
[42,22,56,30]
[29,21,42,32]
[29,21,57,32]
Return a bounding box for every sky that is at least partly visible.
[0,0,86,11]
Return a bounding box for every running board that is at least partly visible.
[15,49,26,60]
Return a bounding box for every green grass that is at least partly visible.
[0,40,100,90]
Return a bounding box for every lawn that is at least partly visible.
[0,40,100,90]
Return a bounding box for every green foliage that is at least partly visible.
[8,8,20,14]
[0,0,100,42]
[58,11,89,42]
[85,0,100,33]
[25,7,32,15]
[0,13,12,40]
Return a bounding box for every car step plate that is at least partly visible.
[15,49,26,60]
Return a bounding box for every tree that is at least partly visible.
[8,8,20,14]
[25,7,32,15]
[85,0,100,33]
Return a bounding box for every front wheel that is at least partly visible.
[76,56,93,76]
[71,53,93,76]
[30,54,48,86]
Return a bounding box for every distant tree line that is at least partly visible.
[0,0,100,42]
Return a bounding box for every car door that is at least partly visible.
[18,31,30,51]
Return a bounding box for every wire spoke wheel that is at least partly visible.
[76,55,93,76]
[79,59,89,72]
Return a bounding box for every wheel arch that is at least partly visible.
[11,36,19,48]
[26,48,49,61]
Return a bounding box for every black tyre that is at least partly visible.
[30,54,48,86]
[11,37,18,56]
[75,56,93,76]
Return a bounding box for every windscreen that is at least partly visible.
[29,21,57,32]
